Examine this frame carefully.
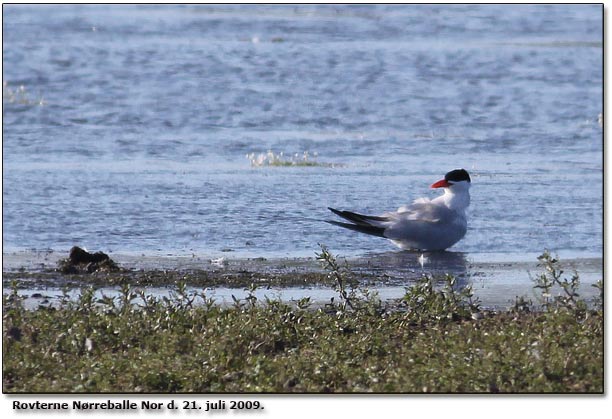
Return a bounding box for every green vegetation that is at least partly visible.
[2,249,603,393]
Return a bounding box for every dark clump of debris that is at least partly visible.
[57,246,122,274]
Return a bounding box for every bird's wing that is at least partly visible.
[394,198,452,223]
[327,201,458,242]
[383,200,462,243]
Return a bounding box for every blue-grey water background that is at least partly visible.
[2,4,603,263]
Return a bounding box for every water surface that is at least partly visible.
[3,5,603,265]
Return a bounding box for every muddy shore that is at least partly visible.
[2,249,603,310]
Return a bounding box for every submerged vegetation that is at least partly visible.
[246,150,339,167]
[3,81,45,106]
[2,249,603,393]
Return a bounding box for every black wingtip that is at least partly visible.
[328,207,389,225]
[328,207,343,216]
[326,220,386,238]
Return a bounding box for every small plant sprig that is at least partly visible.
[3,281,25,342]
[534,250,585,313]
[316,244,358,311]
[510,295,533,314]
[315,245,383,318]
[169,281,198,309]
[591,280,603,311]
[244,283,259,308]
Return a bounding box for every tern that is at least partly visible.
[327,169,471,251]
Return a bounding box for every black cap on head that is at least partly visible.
[445,169,471,183]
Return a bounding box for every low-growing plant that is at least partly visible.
[401,274,481,325]
[316,244,383,316]
[533,250,589,315]
[316,244,359,310]
[591,279,603,311]
[2,249,603,393]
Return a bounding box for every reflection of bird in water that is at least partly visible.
[364,250,468,274]
[327,169,471,251]
[354,250,471,290]
[418,253,428,270]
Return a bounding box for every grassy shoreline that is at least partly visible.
[2,250,603,393]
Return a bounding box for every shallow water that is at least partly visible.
[3,5,603,262]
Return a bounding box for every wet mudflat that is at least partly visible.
[2,249,602,310]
